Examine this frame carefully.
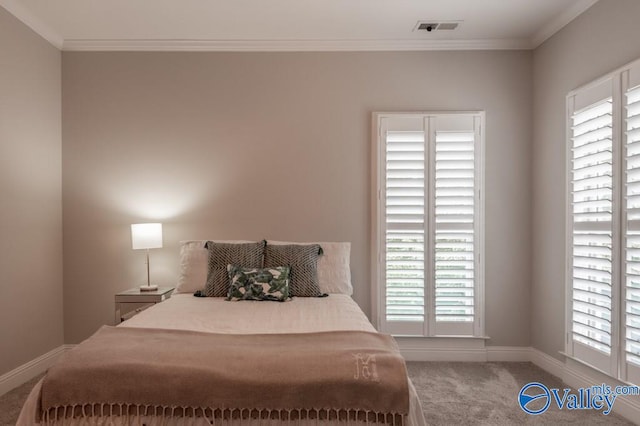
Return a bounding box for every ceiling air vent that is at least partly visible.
[415,21,461,32]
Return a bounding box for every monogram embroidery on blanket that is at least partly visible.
[352,353,380,382]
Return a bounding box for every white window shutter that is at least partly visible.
[433,116,479,336]
[624,82,640,384]
[385,129,426,327]
[565,58,640,386]
[376,113,483,338]
[567,77,618,375]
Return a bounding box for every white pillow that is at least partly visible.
[267,241,352,295]
[175,240,253,294]
[176,240,352,295]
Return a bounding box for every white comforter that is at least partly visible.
[18,294,426,426]
[122,293,377,333]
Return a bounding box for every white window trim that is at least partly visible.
[371,111,486,338]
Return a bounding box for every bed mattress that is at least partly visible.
[18,294,426,426]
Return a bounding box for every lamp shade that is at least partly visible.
[131,223,163,250]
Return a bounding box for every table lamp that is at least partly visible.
[131,223,163,291]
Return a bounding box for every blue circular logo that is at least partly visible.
[518,382,551,415]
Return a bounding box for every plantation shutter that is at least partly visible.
[624,76,640,384]
[381,116,427,336]
[376,113,483,337]
[433,115,481,336]
[566,58,640,385]
[568,78,618,375]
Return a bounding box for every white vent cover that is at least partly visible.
[414,21,461,32]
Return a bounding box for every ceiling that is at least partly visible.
[0,0,599,51]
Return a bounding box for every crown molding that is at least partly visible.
[530,0,599,48]
[2,0,597,53]
[62,38,530,52]
[0,0,63,49]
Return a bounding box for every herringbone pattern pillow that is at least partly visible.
[204,241,266,297]
[263,244,324,297]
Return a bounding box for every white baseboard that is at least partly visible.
[401,346,487,361]
[561,357,640,424]
[396,336,489,361]
[399,343,535,363]
[529,347,565,378]
[486,346,532,362]
[0,345,71,397]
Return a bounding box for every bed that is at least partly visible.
[17,241,427,426]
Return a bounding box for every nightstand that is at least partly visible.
[114,286,174,324]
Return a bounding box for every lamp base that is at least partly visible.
[139,284,159,292]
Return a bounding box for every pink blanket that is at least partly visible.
[39,326,409,424]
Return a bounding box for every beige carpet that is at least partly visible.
[406,362,634,425]
[0,362,635,425]
[0,374,43,426]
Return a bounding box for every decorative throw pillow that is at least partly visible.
[226,265,290,301]
[176,240,256,294]
[204,241,266,297]
[263,244,324,297]
[267,241,352,295]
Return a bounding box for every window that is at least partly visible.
[373,112,485,337]
[566,57,640,384]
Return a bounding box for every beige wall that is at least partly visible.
[0,8,63,374]
[7,0,640,379]
[532,0,640,359]
[62,50,532,345]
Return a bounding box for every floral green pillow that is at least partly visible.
[226,265,291,302]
